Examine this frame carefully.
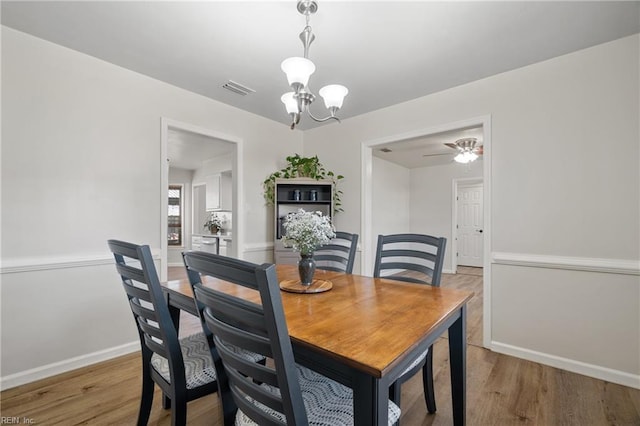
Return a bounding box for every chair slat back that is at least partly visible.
[373,233,447,286]
[314,231,359,273]
[184,251,308,426]
[107,240,185,386]
[182,251,268,344]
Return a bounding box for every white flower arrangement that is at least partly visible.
[282,209,335,255]
[204,212,222,230]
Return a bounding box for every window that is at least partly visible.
[168,185,183,246]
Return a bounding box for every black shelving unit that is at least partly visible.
[274,178,334,264]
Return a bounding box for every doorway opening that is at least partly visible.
[160,118,243,282]
[452,178,484,272]
[361,115,492,348]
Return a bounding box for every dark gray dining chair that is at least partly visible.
[373,233,447,415]
[181,251,265,426]
[313,231,359,273]
[107,240,219,426]
[183,251,401,426]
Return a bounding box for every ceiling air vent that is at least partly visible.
[222,80,256,96]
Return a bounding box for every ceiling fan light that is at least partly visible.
[281,92,299,114]
[319,84,348,109]
[281,57,316,88]
[454,150,478,164]
[454,153,467,164]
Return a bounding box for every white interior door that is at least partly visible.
[457,183,484,267]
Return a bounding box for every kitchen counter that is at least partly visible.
[194,233,232,240]
[192,233,232,256]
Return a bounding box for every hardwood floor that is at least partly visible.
[2,267,638,425]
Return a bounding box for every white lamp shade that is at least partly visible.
[281,92,299,114]
[318,84,349,109]
[281,57,316,87]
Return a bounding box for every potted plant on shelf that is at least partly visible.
[204,212,222,234]
[282,209,335,285]
[263,154,344,214]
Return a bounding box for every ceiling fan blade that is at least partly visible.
[423,152,453,157]
[444,142,459,150]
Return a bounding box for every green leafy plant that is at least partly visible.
[263,154,344,213]
[203,212,222,233]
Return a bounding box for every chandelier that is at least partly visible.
[280,1,348,130]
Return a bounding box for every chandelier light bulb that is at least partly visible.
[318,84,348,109]
[281,57,316,88]
[281,92,299,114]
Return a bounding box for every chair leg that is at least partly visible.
[162,393,171,409]
[423,346,436,414]
[388,382,402,426]
[137,357,154,426]
[206,348,238,426]
[389,381,401,406]
[217,364,238,426]
[171,395,188,426]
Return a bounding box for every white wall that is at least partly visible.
[192,153,233,183]
[304,35,639,387]
[371,156,411,264]
[1,25,638,390]
[0,26,302,387]
[410,160,483,272]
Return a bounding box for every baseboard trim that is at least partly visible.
[0,341,140,391]
[243,243,273,253]
[492,252,639,276]
[491,341,640,389]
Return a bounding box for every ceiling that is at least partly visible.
[167,128,235,170]
[372,126,483,169]
[2,1,639,133]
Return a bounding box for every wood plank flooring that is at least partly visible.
[2,267,638,425]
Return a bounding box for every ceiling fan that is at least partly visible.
[423,137,483,163]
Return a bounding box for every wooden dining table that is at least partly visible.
[162,264,473,426]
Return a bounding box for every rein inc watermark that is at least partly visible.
[1,418,35,424]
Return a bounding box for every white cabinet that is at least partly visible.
[192,234,219,254]
[220,171,232,211]
[200,237,218,254]
[192,234,203,251]
[205,174,221,211]
[219,238,233,257]
[205,171,232,211]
